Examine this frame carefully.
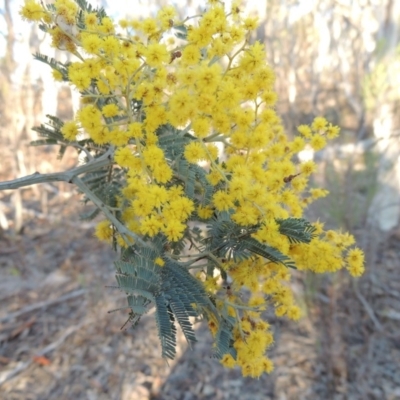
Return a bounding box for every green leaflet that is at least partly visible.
[113,245,238,360]
[155,295,177,359]
[277,218,317,244]
[212,316,236,359]
[31,115,68,160]
[204,212,297,268]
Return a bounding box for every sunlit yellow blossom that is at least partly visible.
[243,16,258,31]
[155,257,165,267]
[20,0,46,21]
[220,354,236,368]
[102,104,119,118]
[312,116,328,131]
[144,43,170,67]
[162,219,186,241]
[213,190,234,211]
[297,124,312,138]
[85,12,98,28]
[192,116,211,138]
[152,162,173,183]
[157,6,176,30]
[81,34,102,54]
[113,147,136,168]
[300,160,317,175]
[182,45,201,65]
[197,205,214,219]
[99,17,115,34]
[206,169,224,186]
[140,215,163,237]
[326,124,341,139]
[127,122,143,139]
[142,17,158,37]
[184,142,207,163]
[310,188,329,199]
[61,121,79,141]
[310,134,327,151]
[347,248,365,268]
[348,263,365,277]
[52,69,63,81]
[95,220,113,242]
[287,306,302,320]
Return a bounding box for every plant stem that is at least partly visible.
[0,147,114,191]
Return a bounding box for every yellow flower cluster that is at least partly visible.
[20,0,365,377]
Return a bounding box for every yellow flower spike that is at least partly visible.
[310,134,327,151]
[310,188,329,200]
[220,354,236,368]
[155,257,165,267]
[184,142,207,163]
[327,124,341,139]
[275,304,287,317]
[20,0,46,21]
[300,160,317,176]
[312,116,328,131]
[262,357,274,374]
[102,104,119,118]
[144,43,170,67]
[141,17,159,37]
[213,190,234,211]
[162,219,186,242]
[81,34,103,55]
[197,205,214,219]
[99,16,115,34]
[85,12,98,28]
[140,215,163,237]
[95,220,113,242]
[287,305,302,321]
[61,121,79,141]
[297,124,313,138]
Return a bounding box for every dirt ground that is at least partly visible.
[1,146,400,400]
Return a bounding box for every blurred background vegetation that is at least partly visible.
[1,1,400,399]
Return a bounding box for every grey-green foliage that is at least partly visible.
[277,218,317,244]
[114,237,228,359]
[31,115,69,159]
[204,211,297,268]
[110,211,316,360]
[33,54,69,82]
[158,129,214,205]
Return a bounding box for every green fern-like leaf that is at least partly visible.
[155,295,177,359]
[212,316,236,359]
[76,0,107,17]
[174,24,188,40]
[204,212,296,268]
[168,296,197,347]
[31,115,68,159]
[241,237,296,269]
[277,218,317,244]
[113,247,223,360]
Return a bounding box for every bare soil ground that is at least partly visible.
[1,146,400,400]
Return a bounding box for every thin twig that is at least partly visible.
[0,323,84,386]
[352,280,383,332]
[0,288,86,323]
[0,146,152,249]
[0,147,114,191]
[72,176,150,248]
